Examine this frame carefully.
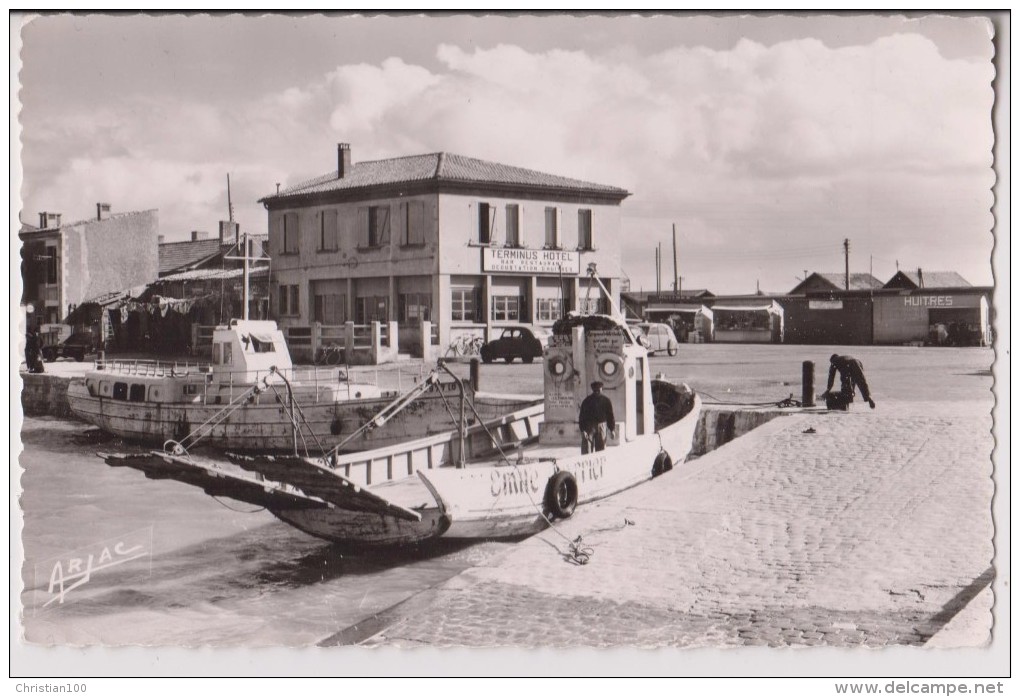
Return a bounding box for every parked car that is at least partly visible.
[480,326,551,364]
[636,322,679,356]
[41,330,99,362]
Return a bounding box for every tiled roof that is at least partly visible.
[622,290,714,303]
[261,152,630,202]
[158,239,223,275]
[792,273,884,293]
[158,266,270,283]
[885,270,971,289]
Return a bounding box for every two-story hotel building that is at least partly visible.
[260,144,631,355]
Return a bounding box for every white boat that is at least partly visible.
[102,287,702,547]
[69,319,539,454]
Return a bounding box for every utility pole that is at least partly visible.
[672,223,679,294]
[843,238,850,290]
[655,244,661,294]
[241,231,249,320]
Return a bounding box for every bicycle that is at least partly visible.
[314,343,345,366]
[445,335,485,357]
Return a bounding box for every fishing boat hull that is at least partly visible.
[100,392,699,548]
[70,379,538,453]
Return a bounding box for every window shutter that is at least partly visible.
[489,205,497,246]
[518,205,525,247]
[357,207,369,247]
[379,206,391,245]
[410,201,425,244]
[399,202,408,245]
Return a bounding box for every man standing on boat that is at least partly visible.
[822,353,876,411]
[579,381,616,453]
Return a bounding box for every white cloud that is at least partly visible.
[20,31,995,292]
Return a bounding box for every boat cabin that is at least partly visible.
[539,314,655,446]
[81,319,381,406]
[209,319,293,382]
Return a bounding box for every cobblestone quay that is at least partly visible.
[346,400,993,648]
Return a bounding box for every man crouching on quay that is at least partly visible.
[579,381,616,453]
[822,354,876,411]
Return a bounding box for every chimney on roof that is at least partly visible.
[97,202,112,220]
[219,220,239,247]
[191,230,209,241]
[338,143,352,179]
[917,267,924,288]
[158,234,166,244]
[39,212,62,229]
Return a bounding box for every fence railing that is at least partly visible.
[188,320,444,365]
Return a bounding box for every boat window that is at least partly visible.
[213,343,222,364]
[183,384,199,396]
[223,342,232,365]
[112,382,128,400]
[129,384,146,402]
[249,334,276,353]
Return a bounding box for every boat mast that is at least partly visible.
[224,173,253,321]
[586,263,638,344]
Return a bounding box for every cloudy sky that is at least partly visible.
[14,13,998,294]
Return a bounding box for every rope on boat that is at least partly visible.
[265,381,328,459]
[211,496,266,514]
[697,389,803,408]
[165,379,269,455]
[454,404,605,565]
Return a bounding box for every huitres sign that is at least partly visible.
[482,247,580,275]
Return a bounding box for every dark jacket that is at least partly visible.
[579,392,615,432]
[827,355,872,401]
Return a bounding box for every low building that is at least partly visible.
[19,205,159,329]
[643,303,714,343]
[711,300,785,343]
[873,272,989,346]
[260,144,631,357]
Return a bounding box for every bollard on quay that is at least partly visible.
[470,357,480,392]
[802,360,815,407]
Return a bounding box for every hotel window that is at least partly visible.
[544,207,559,249]
[355,296,389,323]
[319,210,339,251]
[401,201,426,246]
[452,287,480,323]
[505,204,521,247]
[313,293,346,324]
[491,295,522,322]
[282,212,299,254]
[536,298,565,322]
[478,202,496,245]
[398,293,432,323]
[358,205,391,248]
[278,284,300,316]
[578,209,593,250]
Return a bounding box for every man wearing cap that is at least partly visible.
[822,353,876,411]
[579,381,616,453]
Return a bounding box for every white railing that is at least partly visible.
[93,358,427,403]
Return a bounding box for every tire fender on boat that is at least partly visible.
[651,451,673,478]
[544,471,579,519]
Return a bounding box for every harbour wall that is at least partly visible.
[692,405,788,456]
[20,373,76,419]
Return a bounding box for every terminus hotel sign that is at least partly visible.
[482,247,581,275]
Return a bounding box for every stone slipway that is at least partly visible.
[348,400,995,648]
